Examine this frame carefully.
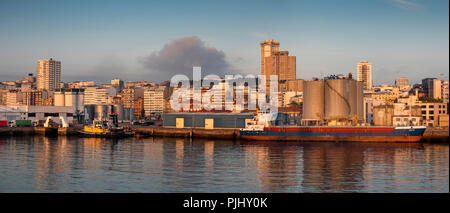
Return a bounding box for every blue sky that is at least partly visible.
[0,0,448,84]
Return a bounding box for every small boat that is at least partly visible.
[79,119,134,138]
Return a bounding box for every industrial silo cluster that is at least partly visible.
[302,75,364,125]
[54,88,84,112]
[84,104,132,123]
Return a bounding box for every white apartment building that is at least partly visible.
[84,87,116,105]
[144,87,167,117]
[5,90,22,106]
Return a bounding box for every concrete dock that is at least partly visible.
[132,127,240,140]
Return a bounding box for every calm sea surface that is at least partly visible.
[0,136,448,193]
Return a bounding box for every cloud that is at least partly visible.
[391,0,423,10]
[138,36,233,81]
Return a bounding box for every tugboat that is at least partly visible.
[79,114,134,138]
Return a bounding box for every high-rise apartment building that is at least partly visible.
[357,60,372,90]
[260,40,296,93]
[36,58,61,91]
[144,86,168,117]
[422,78,442,100]
[395,77,409,89]
[441,80,449,104]
[260,40,280,77]
[111,78,124,92]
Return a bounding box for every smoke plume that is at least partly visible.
[139,36,232,81]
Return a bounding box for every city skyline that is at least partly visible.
[0,0,448,85]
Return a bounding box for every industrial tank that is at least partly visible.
[347,79,357,117]
[302,80,324,120]
[64,91,76,108]
[84,105,96,122]
[356,81,364,122]
[94,105,108,120]
[324,78,351,119]
[54,91,65,106]
[110,104,124,121]
[77,92,84,113]
[123,108,134,121]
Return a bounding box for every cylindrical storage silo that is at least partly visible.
[347,79,357,117]
[123,108,134,121]
[113,104,124,121]
[77,92,84,113]
[356,81,364,122]
[64,91,75,107]
[54,91,65,106]
[84,104,96,122]
[95,105,108,120]
[324,78,351,119]
[302,80,325,120]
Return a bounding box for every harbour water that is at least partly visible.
[0,136,448,193]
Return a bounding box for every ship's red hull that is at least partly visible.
[239,126,426,143]
[240,135,423,142]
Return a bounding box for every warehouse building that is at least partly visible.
[163,113,255,129]
[0,105,74,125]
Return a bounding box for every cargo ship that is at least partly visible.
[240,126,426,142]
[240,113,427,142]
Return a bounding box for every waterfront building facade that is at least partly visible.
[419,102,448,127]
[144,86,168,118]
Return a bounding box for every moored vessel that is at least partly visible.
[240,112,427,142]
[79,116,134,138]
[240,125,426,142]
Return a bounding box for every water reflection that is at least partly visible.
[0,136,447,193]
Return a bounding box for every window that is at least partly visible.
[44,113,59,117]
[422,111,426,114]
[429,116,434,120]
[429,105,434,108]
[27,113,36,117]
[429,111,434,114]
[396,118,401,121]
[421,105,426,108]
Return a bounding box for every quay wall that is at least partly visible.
[0,126,448,143]
[133,127,240,139]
